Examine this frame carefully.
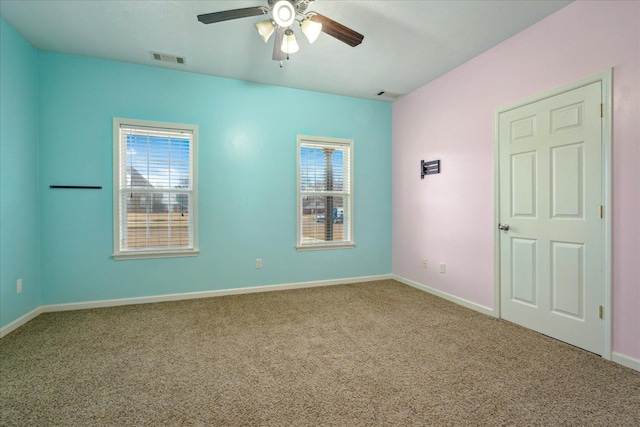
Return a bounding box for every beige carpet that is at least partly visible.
[1,280,639,426]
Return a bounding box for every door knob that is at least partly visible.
[498,223,510,231]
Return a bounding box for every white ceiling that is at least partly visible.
[0,0,572,102]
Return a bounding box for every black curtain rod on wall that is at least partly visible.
[50,185,102,189]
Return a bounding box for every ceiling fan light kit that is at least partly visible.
[300,18,322,44]
[197,0,364,66]
[282,29,300,54]
[254,19,276,43]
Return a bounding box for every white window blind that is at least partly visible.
[113,118,198,259]
[297,135,354,249]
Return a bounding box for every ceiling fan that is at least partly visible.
[197,0,364,66]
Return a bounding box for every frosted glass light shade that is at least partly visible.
[301,19,322,44]
[281,29,299,54]
[272,0,295,28]
[254,19,275,43]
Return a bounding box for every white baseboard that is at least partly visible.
[41,274,393,313]
[0,306,45,338]
[612,352,640,372]
[392,274,495,317]
[392,276,640,372]
[1,275,391,336]
[3,274,638,374]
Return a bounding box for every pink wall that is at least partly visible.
[392,1,639,361]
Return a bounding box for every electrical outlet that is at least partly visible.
[422,259,427,268]
[256,259,262,269]
[17,279,22,294]
[440,263,446,274]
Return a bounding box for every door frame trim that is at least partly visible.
[493,69,612,359]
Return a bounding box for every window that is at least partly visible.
[113,118,198,260]
[297,135,354,250]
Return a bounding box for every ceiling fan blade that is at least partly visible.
[272,27,286,61]
[311,13,364,47]
[197,7,266,24]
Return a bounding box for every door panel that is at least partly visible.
[498,81,603,354]
[511,152,537,217]
[551,102,583,132]
[550,241,584,319]
[511,238,537,306]
[551,143,584,218]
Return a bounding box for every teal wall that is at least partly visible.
[37,52,392,305]
[0,18,42,327]
[0,20,391,327]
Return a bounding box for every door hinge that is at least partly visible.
[598,305,604,319]
[599,205,604,218]
[600,104,603,118]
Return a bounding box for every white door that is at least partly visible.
[498,81,603,354]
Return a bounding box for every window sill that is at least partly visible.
[296,243,355,251]
[113,249,200,260]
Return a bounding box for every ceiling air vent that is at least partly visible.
[151,52,186,65]
[376,91,403,99]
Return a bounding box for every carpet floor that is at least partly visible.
[1,280,639,426]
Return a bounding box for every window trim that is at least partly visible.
[296,135,355,251]
[112,117,199,260]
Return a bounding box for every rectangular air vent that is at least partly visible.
[151,52,186,65]
[377,91,403,99]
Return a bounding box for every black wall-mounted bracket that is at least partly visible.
[421,160,440,179]
[50,185,102,189]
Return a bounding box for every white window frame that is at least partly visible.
[113,117,199,260]
[296,135,354,250]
